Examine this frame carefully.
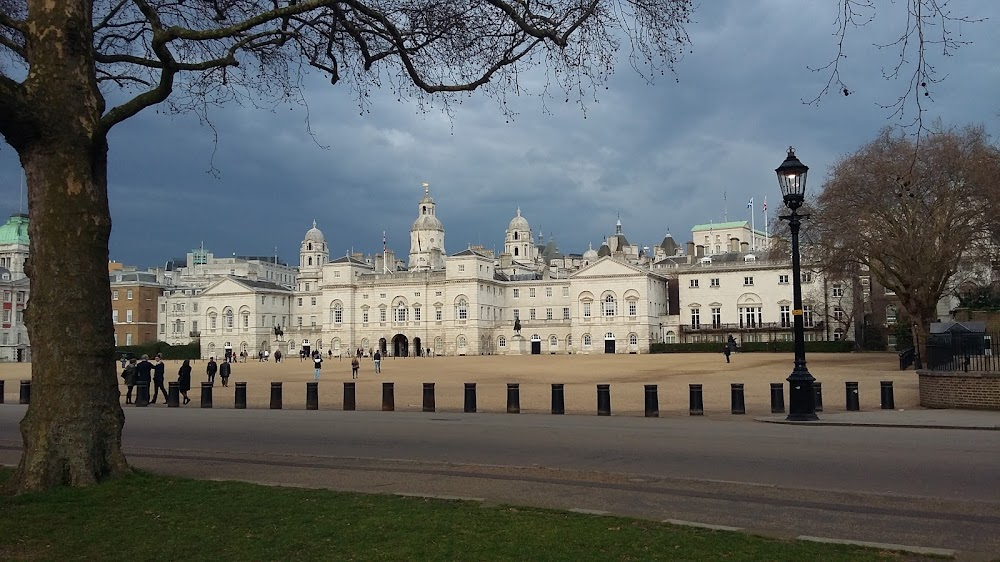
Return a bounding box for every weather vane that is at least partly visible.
[422,182,429,194]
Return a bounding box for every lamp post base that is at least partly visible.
[787,368,819,421]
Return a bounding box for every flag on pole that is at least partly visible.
[747,197,753,209]
[762,197,767,214]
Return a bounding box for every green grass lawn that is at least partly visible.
[0,469,935,561]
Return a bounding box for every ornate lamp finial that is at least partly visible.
[422,182,429,194]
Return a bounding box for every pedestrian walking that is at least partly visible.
[206,357,218,385]
[135,354,154,401]
[220,359,231,387]
[121,357,137,404]
[373,350,381,374]
[177,359,192,405]
[724,343,731,363]
[151,354,168,403]
[351,356,359,379]
[275,349,282,363]
[313,353,323,381]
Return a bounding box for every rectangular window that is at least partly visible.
[529,288,536,298]
[513,288,519,298]
[513,309,520,320]
[545,308,553,320]
[305,283,310,291]
[311,297,317,306]
[435,307,442,321]
[297,317,303,327]
[562,287,569,297]
[159,323,165,334]
[545,287,552,297]
[380,293,386,299]
[193,303,198,313]
[126,289,133,300]
[16,291,24,303]
[192,321,198,333]
[126,333,132,345]
[711,307,721,328]
[710,278,720,288]
[744,276,754,286]
[380,309,387,322]
[126,309,132,323]
[778,275,789,284]
[414,308,421,321]
[803,305,814,328]
[334,271,340,277]
[3,290,10,302]
[262,296,266,304]
[243,314,249,328]
[297,298,303,306]
[563,307,570,320]
[690,308,700,329]
[160,303,165,312]
[689,279,699,288]
[780,305,791,328]
[629,301,637,317]
[529,308,536,320]
[310,316,316,327]
[458,304,468,320]
[832,284,844,297]
[802,272,813,284]
[362,310,368,323]
[112,290,119,301]
[583,302,591,318]
[833,306,845,322]
[458,265,465,272]
[112,310,118,323]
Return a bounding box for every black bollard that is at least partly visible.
[730,383,745,415]
[0,380,4,404]
[880,381,895,409]
[306,381,319,410]
[343,382,356,410]
[234,381,246,409]
[813,382,823,413]
[422,383,435,413]
[770,383,785,414]
[270,382,282,409]
[134,381,150,407]
[846,381,860,411]
[689,384,704,416]
[551,384,565,415]
[200,382,213,408]
[644,384,659,417]
[464,383,477,413]
[597,384,611,416]
[506,383,520,414]
[382,382,394,411]
[167,381,180,407]
[19,380,30,404]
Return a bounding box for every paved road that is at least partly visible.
[1,406,998,558]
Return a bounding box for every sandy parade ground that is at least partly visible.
[1,352,916,417]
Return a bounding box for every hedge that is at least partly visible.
[650,340,853,354]
[115,341,201,361]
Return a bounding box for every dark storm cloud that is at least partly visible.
[2,1,997,267]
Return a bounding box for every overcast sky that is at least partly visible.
[1,1,998,269]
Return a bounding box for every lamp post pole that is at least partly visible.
[776,147,818,421]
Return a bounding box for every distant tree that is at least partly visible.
[0,0,693,493]
[809,125,1000,362]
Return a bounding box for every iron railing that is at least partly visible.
[926,330,998,372]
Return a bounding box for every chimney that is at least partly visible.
[696,245,705,257]
[740,241,750,253]
[686,241,695,256]
[729,237,740,253]
[500,253,512,269]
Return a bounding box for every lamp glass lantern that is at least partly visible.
[775,147,808,209]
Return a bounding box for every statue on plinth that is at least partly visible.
[513,318,521,335]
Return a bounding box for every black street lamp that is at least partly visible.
[776,147,818,421]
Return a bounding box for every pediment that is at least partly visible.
[571,257,648,279]
[201,277,256,296]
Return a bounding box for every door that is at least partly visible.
[604,338,615,354]
[531,341,541,355]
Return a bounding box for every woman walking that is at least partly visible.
[178,359,192,405]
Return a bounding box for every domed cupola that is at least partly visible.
[299,220,329,270]
[409,183,446,271]
[582,242,598,264]
[597,238,612,258]
[504,208,534,261]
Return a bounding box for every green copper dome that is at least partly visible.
[0,214,29,245]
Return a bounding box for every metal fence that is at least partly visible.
[926,330,998,372]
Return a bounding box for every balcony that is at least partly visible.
[682,322,803,332]
[189,331,201,338]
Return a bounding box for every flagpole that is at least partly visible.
[763,197,769,248]
[724,191,728,222]
[749,198,755,251]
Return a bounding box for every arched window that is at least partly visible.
[549,335,558,347]
[513,247,519,256]
[457,335,467,348]
[629,333,638,346]
[242,312,249,328]
[514,232,519,241]
[209,312,217,330]
[456,298,468,320]
[566,335,573,347]
[308,257,313,266]
[308,243,313,251]
[224,309,234,328]
[603,295,616,316]
[498,336,506,348]
[583,334,592,348]
[333,303,343,324]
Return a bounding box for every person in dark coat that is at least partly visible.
[121,357,138,404]
[151,355,168,403]
[206,357,218,385]
[177,359,192,405]
[219,359,231,387]
[134,354,154,401]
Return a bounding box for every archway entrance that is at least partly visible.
[392,334,409,357]
[413,337,422,356]
[379,338,387,357]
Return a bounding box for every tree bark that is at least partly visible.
[7,0,129,493]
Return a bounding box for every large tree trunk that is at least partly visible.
[7,0,129,493]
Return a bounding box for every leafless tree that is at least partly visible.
[810,124,1000,361]
[0,0,693,493]
[807,0,985,131]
